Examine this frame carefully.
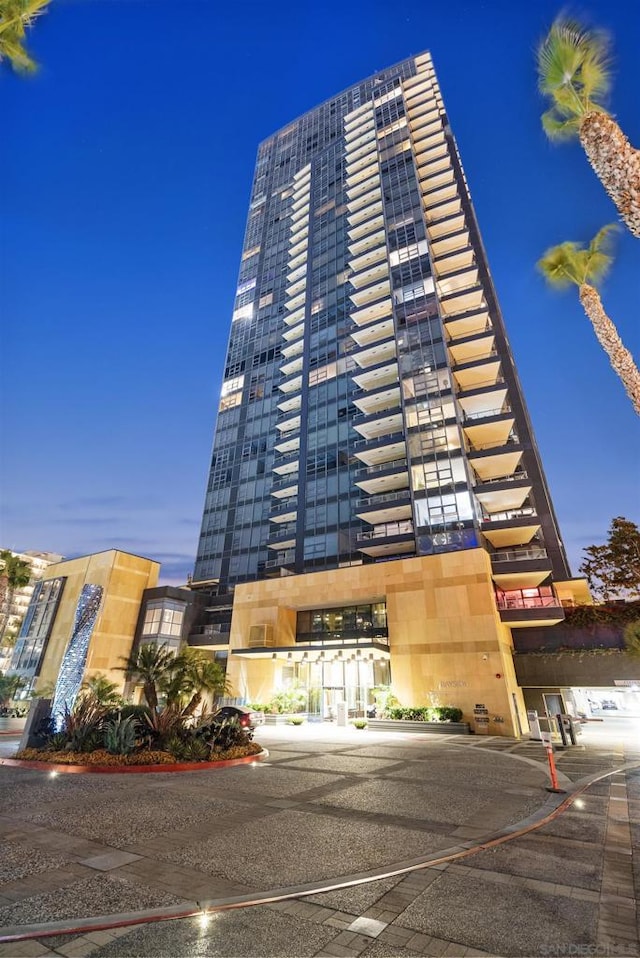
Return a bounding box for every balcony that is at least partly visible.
[277,371,303,395]
[349,243,387,276]
[348,212,385,244]
[355,457,409,496]
[268,523,297,550]
[481,509,541,548]
[433,246,474,279]
[353,384,401,418]
[448,329,495,365]
[353,405,403,437]
[463,409,515,453]
[352,359,399,393]
[347,196,383,230]
[453,358,502,394]
[349,259,389,292]
[496,587,565,628]
[282,321,305,343]
[491,546,553,591]
[351,337,396,370]
[474,473,532,514]
[353,437,406,467]
[427,212,466,242]
[350,296,393,328]
[357,520,415,558]
[265,550,296,572]
[348,228,387,259]
[273,450,299,475]
[356,489,412,525]
[468,437,524,483]
[271,471,299,493]
[270,499,298,522]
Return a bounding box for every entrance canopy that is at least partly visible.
[231,641,390,662]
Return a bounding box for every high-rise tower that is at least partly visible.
[192,52,587,734]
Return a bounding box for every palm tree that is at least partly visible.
[538,225,640,415]
[537,16,640,239]
[0,551,31,643]
[81,673,123,707]
[120,643,177,711]
[0,670,26,707]
[0,0,51,74]
[177,649,231,717]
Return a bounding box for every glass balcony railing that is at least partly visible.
[356,490,411,509]
[482,507,537,523]
[474,471,529,486]
[463,407,511,422]
[491,547,548,563]
[357,520,414,541]
[356,457,408,476]
[265,550,296,569]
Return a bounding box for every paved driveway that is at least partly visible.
[0,723,638,957]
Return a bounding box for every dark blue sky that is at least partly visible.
[1,0,638,583]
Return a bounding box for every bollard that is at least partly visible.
[541,731,565,793]
[555,713,568,747]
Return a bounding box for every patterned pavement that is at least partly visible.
[0,719,638,958]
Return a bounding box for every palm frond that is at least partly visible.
[537,15,611,132]
[541,108,581,141]
[538,227,617,291]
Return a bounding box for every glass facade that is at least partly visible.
[10,577,65,686]
[194,51,571,606]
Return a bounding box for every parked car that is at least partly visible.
[212,705,265,728]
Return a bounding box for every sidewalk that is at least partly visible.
[0,722,638,957]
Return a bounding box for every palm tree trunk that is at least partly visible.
[143,681,158,711]
[182,692,202,718]
[579,284,640,415]
[579,112,640,239]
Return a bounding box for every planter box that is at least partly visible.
[263,713,308,725]
[368,718,470,735]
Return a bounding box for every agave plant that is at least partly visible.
[537,16,640,238]
[104,715,137,756]
[537,225,640,415]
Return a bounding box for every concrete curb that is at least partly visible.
[0,747,268,775]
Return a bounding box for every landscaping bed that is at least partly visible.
[1,742,265,773]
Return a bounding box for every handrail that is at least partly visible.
[475,471,529,486]
[482,508,536,523]
[356,457,407,475]
[491,547,548,562]
[463,407,510,421]
[356,490,410,508]
[357,521,414,541]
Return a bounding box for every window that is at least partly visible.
[141,600,186,641]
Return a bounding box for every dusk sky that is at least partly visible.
[1,0,638,585]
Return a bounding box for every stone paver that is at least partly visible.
[0,721,638,957]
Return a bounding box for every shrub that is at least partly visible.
[143,706,184,749]
[268,686,307,714]
[435,706,463,723]
[288,715,305,725]
[384,706,463,723]
[61,695,109,752]
[104,716,137,756]
[352,719,367,729]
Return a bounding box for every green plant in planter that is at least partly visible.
[288,715,305,725]
[104,716,137,756]
[268,685,307,714]
[352,718,368,730]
